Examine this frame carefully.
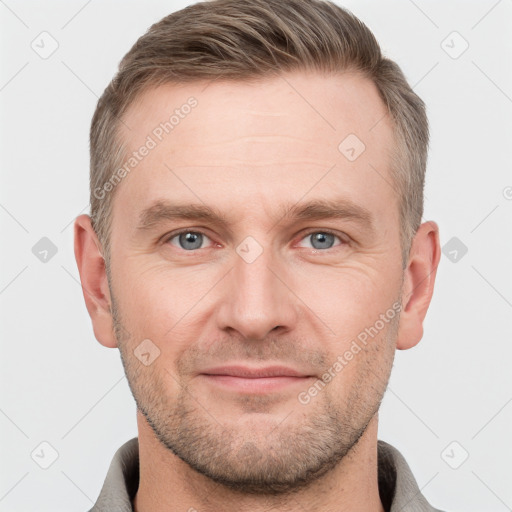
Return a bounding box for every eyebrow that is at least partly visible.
[136,198,375,234]
[280,199,374,233]
[137,202,229,231]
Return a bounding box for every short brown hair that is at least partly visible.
[89,0,428,267]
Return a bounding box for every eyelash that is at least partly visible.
[163,228,348,252]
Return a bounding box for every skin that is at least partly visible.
[74,71,440,512]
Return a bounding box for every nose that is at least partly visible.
[215,243,299,341]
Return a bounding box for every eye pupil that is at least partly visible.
[179,232,203,250]
[310,232,335,250]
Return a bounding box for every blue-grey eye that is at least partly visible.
[296,231,342,250]
[310,232,336,249]
[171,231,206,250]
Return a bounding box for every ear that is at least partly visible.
[74,214,117,348]
[396,221,441,350]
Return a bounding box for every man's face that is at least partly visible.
[109,71,404,493]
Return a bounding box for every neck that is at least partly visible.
[133,411,385,512]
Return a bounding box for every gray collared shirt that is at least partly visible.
[89,438,445,511]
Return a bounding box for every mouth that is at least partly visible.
[199,365,314,393]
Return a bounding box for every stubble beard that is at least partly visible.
[112,293,398,496]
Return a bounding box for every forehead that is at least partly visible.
[121,71,393,157]
[112,71,397,231]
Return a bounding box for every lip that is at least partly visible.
[200,365,313,393]
[201,365,310,378]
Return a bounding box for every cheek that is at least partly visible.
[115,259,199,319]
[113,265,218,363]
[288,262,402,341]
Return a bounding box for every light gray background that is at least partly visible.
[1,0,511,511]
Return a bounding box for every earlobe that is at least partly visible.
[396,221,441,350]
[74,214,117,348]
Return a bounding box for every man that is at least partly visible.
[74,0,443,510]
